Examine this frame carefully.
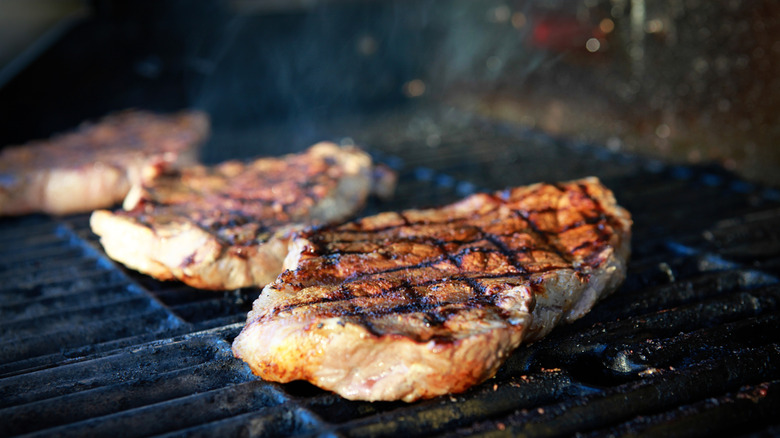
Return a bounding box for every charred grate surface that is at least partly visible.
[2,113,780,436]
[0,215,188,376]
[0,327,318,437]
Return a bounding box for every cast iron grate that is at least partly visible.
[2,115,780,437]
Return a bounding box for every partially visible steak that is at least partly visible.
[232,177,631,402]
[90,142,390,290]
[0,110,208,215]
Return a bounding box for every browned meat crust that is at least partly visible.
[0,110,208,216]
[90,143,388,290]
[232,177,632,402]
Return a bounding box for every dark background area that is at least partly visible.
[0,0,778,183]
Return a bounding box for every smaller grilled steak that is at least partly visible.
[0,110,208,216]
[90,143,390,290]
[232,177,631,402]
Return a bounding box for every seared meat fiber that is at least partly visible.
[90,143,389,290]
[0,110,208,216]
[232,177,631,402]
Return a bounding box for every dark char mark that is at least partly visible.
[577,183,614,242]
[509,207,571,264]
[272,182,615,330]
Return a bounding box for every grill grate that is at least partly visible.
[2,113,780,436]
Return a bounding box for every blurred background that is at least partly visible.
[0,0,778,185]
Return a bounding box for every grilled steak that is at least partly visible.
[0,110,208,216]
[90,142,392,290]
[232,177,631,402]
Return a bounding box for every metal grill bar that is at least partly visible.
[3,296,164,333]
[579,269,778,324]
[0,270,127,305]
[4,361,245,435]
[21,381,285,438]
[604,313,780,373]
[450,346,780,437]
[0,244,83,268]
[154,405,325,438]
[0,308,182,364]
[312,371,586,437]
[0,337,230,408]
[583,381,780,438]
[523,288,779,369]
[0,284,144,321]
